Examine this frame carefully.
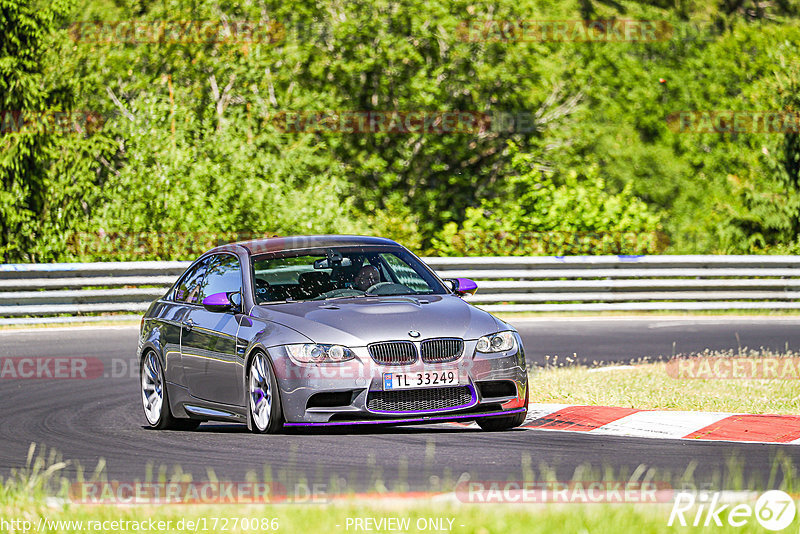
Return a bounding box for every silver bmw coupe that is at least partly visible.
[139,235,528,433]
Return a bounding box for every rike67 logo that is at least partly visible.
[669,490,796,531]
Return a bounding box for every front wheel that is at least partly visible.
[248,352,284,433]
[141,352,200,430]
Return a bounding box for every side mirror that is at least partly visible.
[445,278,478,297]
[202,292,235,313]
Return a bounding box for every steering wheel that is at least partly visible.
[365,282,413,296]
[365,282,393,294]
[254,279,271,303]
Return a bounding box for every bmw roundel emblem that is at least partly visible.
[408,330,421,338]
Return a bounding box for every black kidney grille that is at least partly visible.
[368,341,417,365]
[367,386,473,413]
[420,338,464,363]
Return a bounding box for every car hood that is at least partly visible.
[251,295,503,346]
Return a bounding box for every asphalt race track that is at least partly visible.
[1,317,799,492]
[515,316,800,365]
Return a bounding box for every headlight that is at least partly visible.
[285,344,355,364]
[475,331,515,353]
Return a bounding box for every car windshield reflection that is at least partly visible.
[251,246,445,305]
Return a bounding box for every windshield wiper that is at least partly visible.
[324,294,370,301]
[259,297,309,305]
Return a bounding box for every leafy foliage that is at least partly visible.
[0,0,89,262]
[432,142,664,255]
[2,0,800,260]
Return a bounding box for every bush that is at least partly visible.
[431,143,665,255]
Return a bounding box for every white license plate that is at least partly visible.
[382,370,459,390]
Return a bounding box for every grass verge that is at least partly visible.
[0,500,764,534]
[530,349,800,414]
[1,437,798,534]
[2,309,800,332]
[496,309,800,320]
[0,318,141,331]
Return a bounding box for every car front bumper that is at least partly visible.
[269,334,528,424]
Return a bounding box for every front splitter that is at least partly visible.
[283,408,526,427]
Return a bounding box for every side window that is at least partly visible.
[174,259,209,304]
[380,253,430,292]
[198,254,242,303]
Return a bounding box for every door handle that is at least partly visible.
[182,319,196,331]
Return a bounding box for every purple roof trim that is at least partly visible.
[208,235,400,256]
[282,408,526,427]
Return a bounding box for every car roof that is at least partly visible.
[206,235,401,257]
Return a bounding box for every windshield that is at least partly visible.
[251,246,447,304]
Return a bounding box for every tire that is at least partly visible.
[140,351,200,430]
[247,351,284,434]
[477,388,528,432]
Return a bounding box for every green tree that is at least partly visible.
[432,142,664,255]
[0,0,80,261]
[4,0,800,261]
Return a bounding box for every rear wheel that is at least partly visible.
[248,352,284,434]
[477,388,528,431]
[141,352,200,430]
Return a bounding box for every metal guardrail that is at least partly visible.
[425,255,800,312]
[1,255,800,322]
[0,261,188,321]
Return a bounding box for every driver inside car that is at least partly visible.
[353,265,381,292]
